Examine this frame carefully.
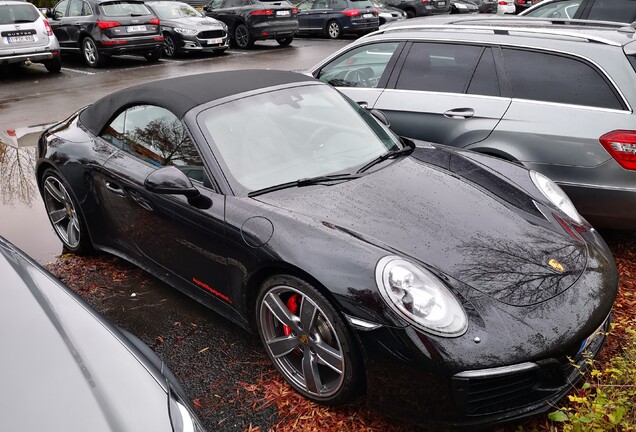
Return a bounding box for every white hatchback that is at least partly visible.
[0,0,61,72]
[497,0,516,13]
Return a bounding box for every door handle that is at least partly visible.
[443,108,475,119]
[105,181,125,197]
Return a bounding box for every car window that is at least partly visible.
[502,49,624,110]
[99,1,152,16]
[198,85,398,193]
[350,0,374,7]
[318,42,400,88]
[587,0,636,23]
[52,0,70,17]
[207,0,225,8]
[152,2,201,18]
[524,0,581,18]
[396,43,482,93]
[628,54,636,73]
[101,105,205,180]
[296,0,312,10]
[0,3,40,23]
[68,0,91,16]
[312,0,329,9]
[467,48,500,97]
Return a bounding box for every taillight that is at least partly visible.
[422,0,430,3]
[292,7,298,13]
[374,7,379,14]
[498,1,507,4]
[600,130,636,170]
[149,18,160,25]
[342,9,360,16]
[96,21,121,29]
[251,9,274,15]
[43,19,53,36]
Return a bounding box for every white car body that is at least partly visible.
[497,0,516,14]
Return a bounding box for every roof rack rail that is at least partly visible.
[618,21,636,34]
[370,19,625,46]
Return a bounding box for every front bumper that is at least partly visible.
[178,33,229,52]
[560,183,636,230]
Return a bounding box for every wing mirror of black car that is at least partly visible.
[46,9,54,18]
[145,167,212,209]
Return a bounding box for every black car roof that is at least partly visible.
[80,70,317,136]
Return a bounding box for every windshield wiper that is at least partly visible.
[248,173,362,198]
[357,145,414,174]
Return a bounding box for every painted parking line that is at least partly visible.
[61,67,96,75]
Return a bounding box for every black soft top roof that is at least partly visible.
[79,70,317,136]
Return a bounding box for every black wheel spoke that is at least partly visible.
[267,335,299,358]
[313,339,343,374]
[263,292,300,331]
[299,298,318,331]
[302,349,322,394]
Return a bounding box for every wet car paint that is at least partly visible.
[34,72,619,426]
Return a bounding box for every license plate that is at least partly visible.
[363,13,373,18]
[276,10,290,16]
[206,38,223,45]
[126,25,147,32]
[8,35,35,43]
[437,1,446,6]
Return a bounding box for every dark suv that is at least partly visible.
[521,0,636,23]
[384,0,450,18]
[204,0,298,48]
[47,0,163,67]
[296,0,379,39]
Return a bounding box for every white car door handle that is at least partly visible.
[443,108,475,119]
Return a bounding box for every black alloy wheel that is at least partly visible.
[234,23,254,49]
[40,169,92,254]
[82,37,105,68]
[276,37,293,46]
[145,50,161,62]
[405,8,415,18]
[256,275,362,405]
[163,33,177,58]
[326,20,342,39]
[44,56,62,73]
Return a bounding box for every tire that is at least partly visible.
[405,9,415,18]
[163,33,177,58]
[44,55,62,73]
[145,50,161,62]
[256,275,363,405]
[81,37,105,68]
[276,36,293,46]
[40,169,93,254]
[325,20,342,39]
[234,23,253,49]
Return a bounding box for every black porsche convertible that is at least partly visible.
[36,70,618,426]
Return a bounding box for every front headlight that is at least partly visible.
[375,256,467,337]
[174,27,198,35]
[168,390,205,432]
[530,171,582,223]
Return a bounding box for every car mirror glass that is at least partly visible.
[144,166,200,198]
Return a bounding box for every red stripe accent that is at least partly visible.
[192,277,232,304]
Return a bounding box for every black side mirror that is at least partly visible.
[144,166,200,198]
[46,9,54,18]
[370,109,390,127]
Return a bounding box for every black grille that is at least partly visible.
[197,30,225,39]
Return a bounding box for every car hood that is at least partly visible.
[0,243,173,432]
[256,145,587,307]
[163,16,224,29]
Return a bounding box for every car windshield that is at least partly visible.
[100,1,152,16]
[524,0,580,18]
[151,2,201,18]
[197,84,400,194]
[350,0,374,7]
[0,4,39,24]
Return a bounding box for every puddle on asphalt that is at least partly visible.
[0,123,64,263]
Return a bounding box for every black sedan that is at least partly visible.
[147,1,229,57]
[36,70,618,426]
[47,0,164,67]
[0,236,203,431]
[203,0,298,48]
[296,0,379,39]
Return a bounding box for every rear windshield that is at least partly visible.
[0,4,40,24]
[100,1,152,16]
[350,0,374,6]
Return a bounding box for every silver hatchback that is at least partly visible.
[309,16,636,229]
[0,0,61,72]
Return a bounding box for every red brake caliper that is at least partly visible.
[283,294,300,336]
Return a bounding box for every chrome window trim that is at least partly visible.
[382,88,511,102]
[454,362,539,379]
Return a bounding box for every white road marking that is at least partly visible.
[61,67,96,75]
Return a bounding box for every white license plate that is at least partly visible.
[437,1,446,5]
[8,35,35,43]
[206,38,223,45]
[363,13,373,18]
[276,10,290,16]
[126,25,147,32]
